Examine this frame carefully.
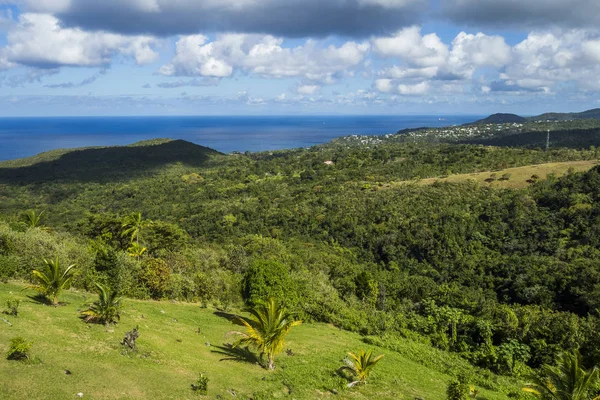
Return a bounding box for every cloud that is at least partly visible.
[2,13,159,68]
[33,0,426,38]
[373,26,448,67]
[397,81,430,95]
[155,78,221,88]
[499,30,600,93]
[44,69,107,88]
[372,27,511,94]
[0,67,59,87]
[160,34,370,83]
[297,85,320,95]
[487,80,546,93]
[374,79,394,93]
[442,0,600,30]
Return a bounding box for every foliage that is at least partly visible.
[21,210,45,229]
[80,283,123,328]
[339,349,384,387]
[5,139,600,378]
[522,350,600,400]
[447,374,469,400]
[3,299,19,317]
[121,212,145,245]
[139,258,171,299]
[231,297,302,370]
[191,374,209,395]
[30,257,76,305]
[6,337,32,361]
[243,259,297,307]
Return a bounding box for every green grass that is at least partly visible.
[0,282,518,399]
[410,160,598,189]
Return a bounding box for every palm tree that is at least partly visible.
[21,210,45,228]
[523,350,600,400]
[127,242,147,260]
[80,283,123,329]
[121,212,144,246]
[339,349,384,387]
[231,297,302,370]
[30,257,76,305]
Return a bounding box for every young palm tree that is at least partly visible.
[121,212,144,245]
[80,283,123,329]
[339,349,385,387]
[21,210,45,228]
[30,257,76,305]
[523,350,600,400]
[231,297,302,370]
[127,242,147,260]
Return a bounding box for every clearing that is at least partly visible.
[0,282,520,399]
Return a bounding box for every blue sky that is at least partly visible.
[0,0,599,116]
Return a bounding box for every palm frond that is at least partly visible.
[230,298,302,370]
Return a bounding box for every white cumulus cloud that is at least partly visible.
[2,13,159,68]
[160,34,370,83]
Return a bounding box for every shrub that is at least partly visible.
[80,283,123,328]
[30,256,77,305]
[191,373,209,395]
[447,374,469,400]
[3,299,20,317]
[140,258,171,299]
[6,337,32,361]
[339,349,384,387]
[243,259,298,307]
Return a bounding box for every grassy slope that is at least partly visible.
[0,282,517,400]
[398,160,599,189]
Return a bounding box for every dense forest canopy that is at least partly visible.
[2,135,600,380]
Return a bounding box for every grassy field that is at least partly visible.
[0,282,520,399]
[415,160,598,189]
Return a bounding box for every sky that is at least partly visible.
[0,0,599,116]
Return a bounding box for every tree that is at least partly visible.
[242,259,297,307]
[127,242,147,260]
[231,297,302,370]
[523,350,600,400]
[21,210,45,229]
[339,349,384,387]
[30,257,76,305]
[121,212,145,246]
[80,283,123,329]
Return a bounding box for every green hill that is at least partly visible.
[0,282,518,400]
[0,139,221,184]
[470,113,527,125]
[466,108,600,126]
[2,138,600,399]
[530,108,600,121]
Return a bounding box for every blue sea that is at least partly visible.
[0,115,481,161]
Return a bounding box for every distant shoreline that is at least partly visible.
[0,115,482,162]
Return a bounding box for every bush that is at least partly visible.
[3,299,20,317]
[6,337,32,361]
[447,375,469,400]
[243,259,298,306]
[140,258,171,299]
[191,373,209,395]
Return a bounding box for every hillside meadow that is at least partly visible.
[3,138,600,398]
[0,282,519,400]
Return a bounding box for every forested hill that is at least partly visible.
[3,137,600,396]
[531,108,600,121]
[469,113,527,125]
[468,108,600,125]
[0,139,220,183]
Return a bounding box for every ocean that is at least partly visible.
[0,115,481,161]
